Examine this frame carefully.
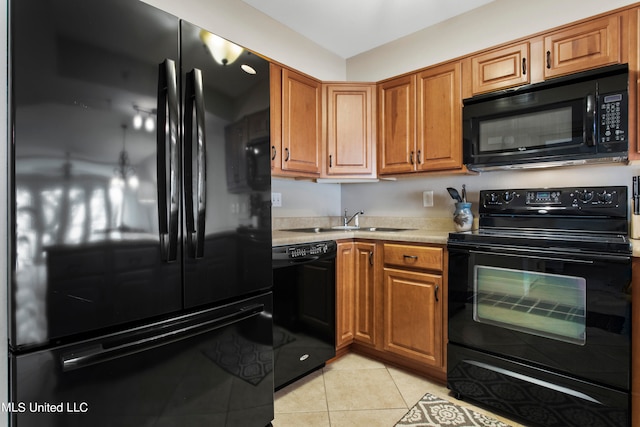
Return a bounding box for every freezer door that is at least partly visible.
[11,0,182,348]
[180,21,272,308]
[9,293,274,427]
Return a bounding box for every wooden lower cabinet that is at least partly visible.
[336,240,378,352]
[353,242,377,346]
[383,267,443,368]
[336,241,355,351]
[335,239,447,380]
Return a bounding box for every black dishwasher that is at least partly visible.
[272,241,336,390]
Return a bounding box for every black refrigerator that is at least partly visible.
[9,0,274,426]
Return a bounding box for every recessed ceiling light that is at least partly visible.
[241,64,257,75]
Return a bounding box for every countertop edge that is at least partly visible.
[272,229,451,246]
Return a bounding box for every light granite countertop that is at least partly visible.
[272,216,456,247]
[273,217,640,258]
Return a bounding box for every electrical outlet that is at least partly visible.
[423,191,434,207]
[271,192,282,207]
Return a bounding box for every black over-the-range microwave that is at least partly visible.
[463,64,629,171]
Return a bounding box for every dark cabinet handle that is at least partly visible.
[329,154,333,168]
[369,251,374,266]
[546,51,551,69]
[271,145,277,161]
[522,58,527,75]
[156,59,179,263]
[284,147,290,161]
[410,151,414,165]
[184,68,207,259]
[417,150,422,164]
[403,254,418,260]
[435,285,439,302]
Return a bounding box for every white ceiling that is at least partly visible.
[241,0,495,58]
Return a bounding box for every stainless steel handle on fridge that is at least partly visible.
[61,304,265,372]
[157,59,180,262]
[184,68,207,259]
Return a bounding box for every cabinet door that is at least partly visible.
[543,15,621,79]
[325,83,376,177]
[378,75,416,174]
[416,61,463,171]
[270,63,284,173]
[281,68,322,174]
[383,268,443,367]
[354,242,377,346]
[471,42,530,94]
[336,242,355,349]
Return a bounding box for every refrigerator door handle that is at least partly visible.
[184,68,207,259]
[157,59,180,262]
[61,303,265,372]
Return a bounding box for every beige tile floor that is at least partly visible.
[273,353,527,427]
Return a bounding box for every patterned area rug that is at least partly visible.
[396,393,512,427]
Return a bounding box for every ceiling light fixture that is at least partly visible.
[200,30,243,66]
[241,64,257,75]
[132,106,143,130]
[132,105,156,133]
[112,124,139,189]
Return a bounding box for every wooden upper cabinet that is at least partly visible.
[416,61,462,171]
[378,74,416,175]
[280,67,322,175]
[543,15,621,79]
[324,83,376,177]
[378,64,462,175]
[470,42,530,95]
[269,63,283,174]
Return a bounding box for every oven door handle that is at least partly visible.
[469,249,595,264]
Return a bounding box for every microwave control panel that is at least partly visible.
[599,92,627,144]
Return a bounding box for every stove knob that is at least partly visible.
[577,190,594,202]
[598,191,613,203]
[502,191,514,202]
[486,193,499,203]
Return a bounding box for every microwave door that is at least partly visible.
[466,98,593,168]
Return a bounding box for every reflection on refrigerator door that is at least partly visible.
[11,293,274,427]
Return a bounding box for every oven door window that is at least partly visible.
[474,265,586,345]
[477,100,582,154]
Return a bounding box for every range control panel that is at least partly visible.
[481,186,626,213]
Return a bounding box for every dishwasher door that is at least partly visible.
[272,241,336,390]
[9,293,274,427]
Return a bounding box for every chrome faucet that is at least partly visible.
[343,209,364,227]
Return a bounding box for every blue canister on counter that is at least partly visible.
[453,202,473,231]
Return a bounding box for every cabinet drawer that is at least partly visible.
[383,244,443,271]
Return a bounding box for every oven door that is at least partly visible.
[448,242,631,390]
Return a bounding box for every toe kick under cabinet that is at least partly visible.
[337,240,448,380]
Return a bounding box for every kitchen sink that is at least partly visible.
[281,227,414,233]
